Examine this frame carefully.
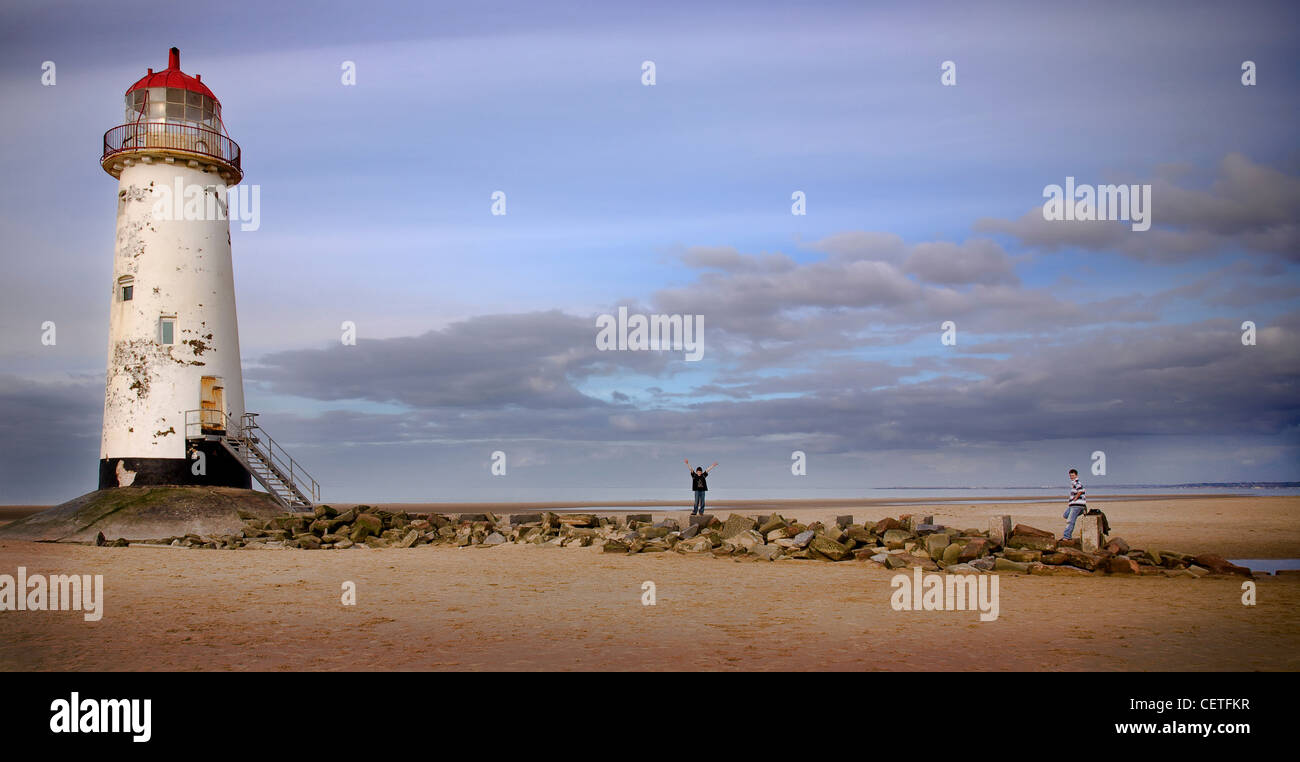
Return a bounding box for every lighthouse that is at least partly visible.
[98,48,315,508]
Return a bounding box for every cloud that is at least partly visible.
[975,153,1300,262]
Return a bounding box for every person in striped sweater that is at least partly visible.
[1063,468,1087,540]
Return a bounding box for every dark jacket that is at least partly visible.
[691,471,708,491]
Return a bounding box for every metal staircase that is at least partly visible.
[184,410,319,510]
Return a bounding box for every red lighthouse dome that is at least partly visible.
[126,47,219,102]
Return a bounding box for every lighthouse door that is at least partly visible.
[200,376,226,434]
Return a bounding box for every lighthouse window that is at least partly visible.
[166,88,186,103]
[166,103,185,119]
[118,276,134,301]
[159,318,175,345]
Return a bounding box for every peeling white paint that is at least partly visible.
[114,460,137,487]
[101,162,245,461]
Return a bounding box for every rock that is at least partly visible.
[688,514,716,528]
[958,538,992,562]
[790,530,816,549]
[1007,533,1055,552]
[297,535,322,550]
[882,529,913,549]
[915,524,946,535]
[720,514,758,539]
[993,558,1030,573]
[752,544,783,561]
[969,557,996,572]
[1105,557,1140,575]
[1191,554,1253,578]
[625,513,652,524]
[1054,547,1105,571]
[988,515,1013,547]
[509,513,542,525]
[843,526,874,544]
[1002,548,1042,563]
[1029,563,1093,576]
[457,513,489,523]
[809,537,851,561]
[943,563,981,574]
[757,515,788,535]
[923,533,951,559]
[638,526,671,539]
[335,538,354,549]
[95,531,107,547]
[941,543,963,566]
[676,536,713,553]
[726,529,764,551]
[874,517,904,534]
[1075,514,1102,551]
[354,512,383,535]
[1104,537,1131,556]
[884,555,910,570]
[1041,552,1069,565]
[680,524,700,540]
[835,515,854,528]
[557,513,596,528]
[602,540,629,553]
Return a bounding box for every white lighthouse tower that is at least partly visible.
[99,48,315,508]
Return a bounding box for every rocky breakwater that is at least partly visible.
[106,506,1258,579]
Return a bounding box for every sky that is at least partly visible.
[1,0,1298,503]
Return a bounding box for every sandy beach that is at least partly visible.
[1,495,1296,671]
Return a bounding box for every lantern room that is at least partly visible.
[102,47,242,184]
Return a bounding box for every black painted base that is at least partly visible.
[98,439,252,490]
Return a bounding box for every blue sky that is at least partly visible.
[1,0,1298,502]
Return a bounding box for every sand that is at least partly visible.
[1,496,1296,671]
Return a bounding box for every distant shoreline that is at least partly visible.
[0,492,1255,522]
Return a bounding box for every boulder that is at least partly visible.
[752,544,783,562]
[993,558,1030,573]
[758,515,788,535]
[874,517,904,534]
[482,531,507,546]
[1105,557,1140,575]
[809,537,851,561]
[835,515,854,528]
[676,536,713,553]
[1007,533,1055,552]
[720,514,758,539]
[559,514,598,528]
[602,540,629,553]
[883,529,913,550]
[790,530,816,549]
[923,533,951,559]
[1029,563,1093,576]
[958,538,992,562]
[726,529,764,551]
[1191,554,1253,578]
[941,543,963,566]
[1104,537,1131,556]
[988,515,1013,547]
[1002,548,1042,563]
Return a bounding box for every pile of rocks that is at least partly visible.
[116,506,1254,578]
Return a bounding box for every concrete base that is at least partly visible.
[989,515,1012,547]
[0,486,281,543]
[1077,514,1103,552]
